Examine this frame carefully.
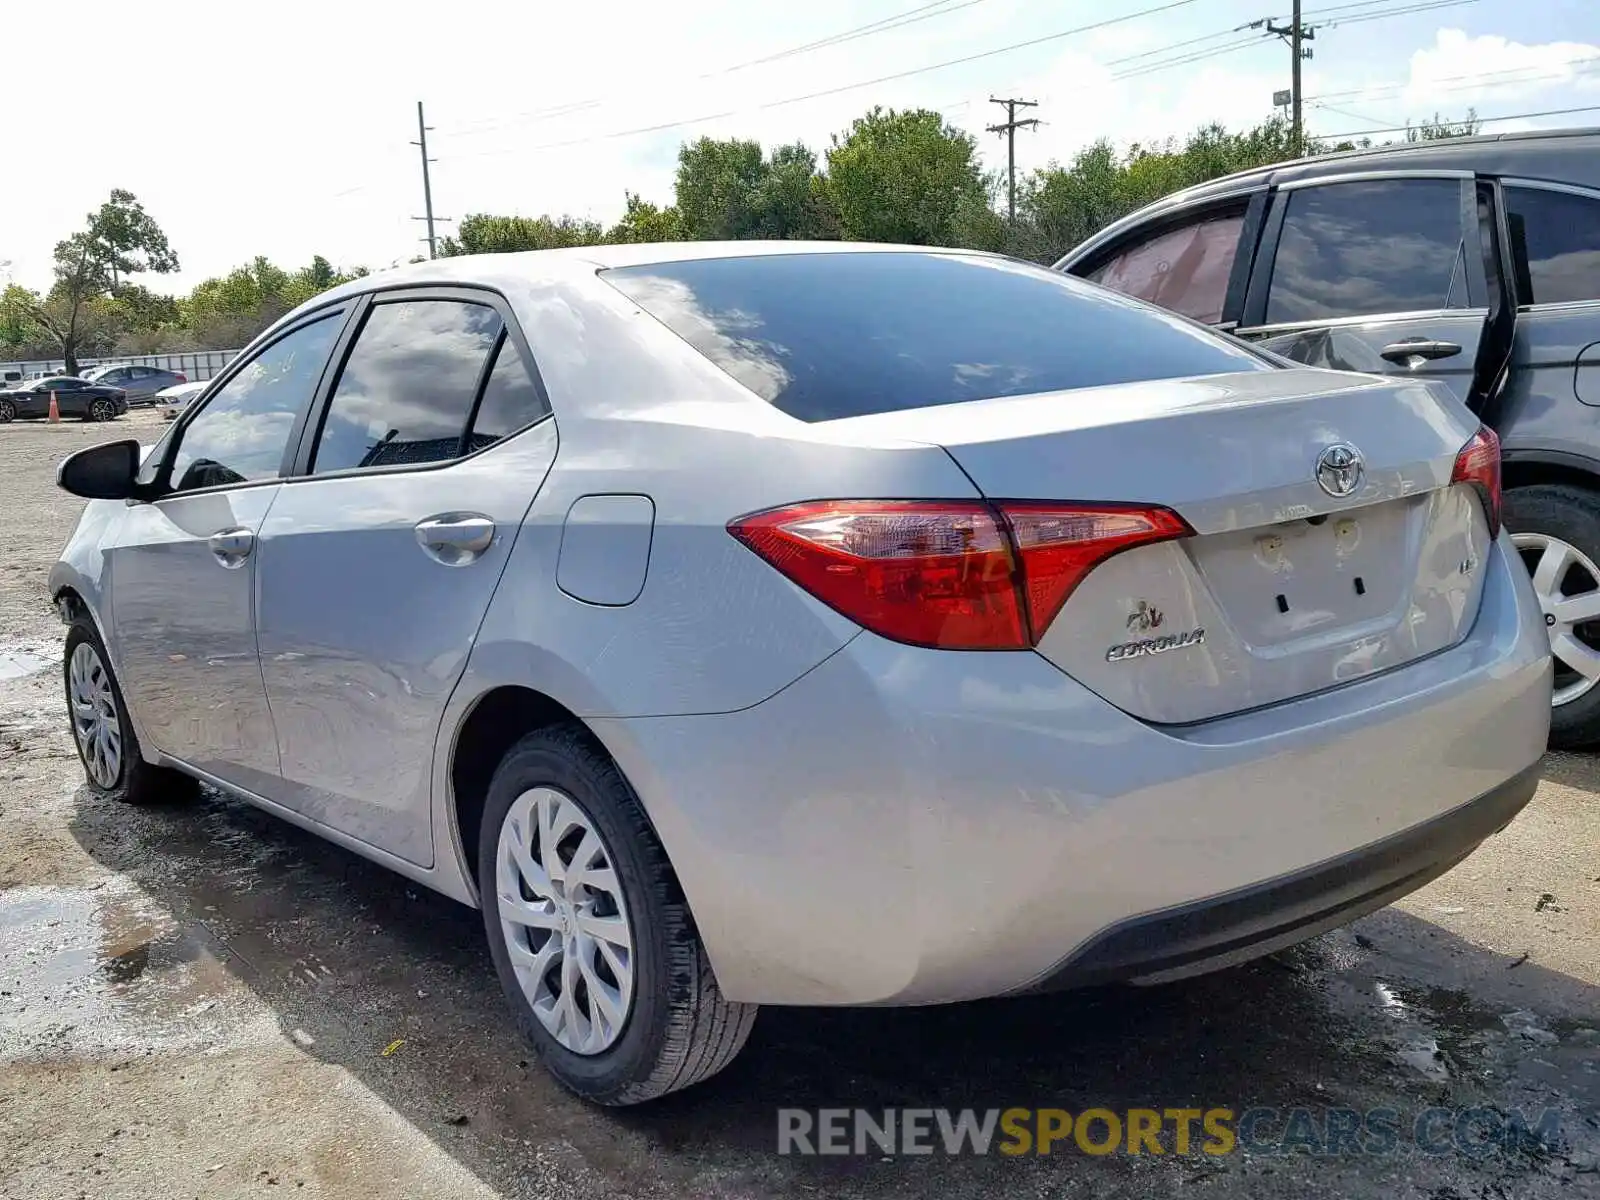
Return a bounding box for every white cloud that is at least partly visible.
[1405,28,1600,107]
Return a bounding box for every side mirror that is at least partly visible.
[58,439,142,500]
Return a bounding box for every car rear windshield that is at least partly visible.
[602,251,1268,422]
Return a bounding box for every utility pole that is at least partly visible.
[412,101,440,259]
[987,97,1039,224]
[1264,1,1315,156]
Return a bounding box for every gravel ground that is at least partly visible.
[0,413,1596,1200]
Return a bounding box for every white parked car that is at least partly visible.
[155,379,207,419]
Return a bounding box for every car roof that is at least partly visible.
[1059,125,1600,267]
[312,240,995,301]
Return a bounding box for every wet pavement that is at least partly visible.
[1,416,1597,1199]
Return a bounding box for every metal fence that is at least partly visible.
[1,348,242,383]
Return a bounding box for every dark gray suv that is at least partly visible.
[1056,127,1600,747]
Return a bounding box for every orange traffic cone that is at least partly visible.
[47,393,59,423]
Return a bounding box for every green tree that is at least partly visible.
[439,213,606,255]
[19,189,179,370]
[89,189,180,288]
[673,138,835,240]
[823,107,988,245]
[183,255,362,348]
[607,192,685,243]
[1406,108,1482,141]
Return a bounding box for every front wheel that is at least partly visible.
[64,619,198,804]
[478,725,757,1105]
[0,399,13,423]
[1505,483,1600,748]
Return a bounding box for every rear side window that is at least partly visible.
[312,299,502,474]
[466,336,550,452]
[1505,185,1600,305]
[1266,179,1468,323]
[1087,211,1244,324]
[604,252,1266,423]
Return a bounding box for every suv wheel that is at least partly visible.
[1505,484,1600,748]
[65,619,198,804]
[478,725,757,1105]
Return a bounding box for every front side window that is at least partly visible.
[311,299,502,474]
[1266,179,1468,324]
[1087,211,1244,324]
[167,312,342,493]
[1506,185,1600,306]
[604,251,1268,423]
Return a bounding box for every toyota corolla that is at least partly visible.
[48,243,1551,1105]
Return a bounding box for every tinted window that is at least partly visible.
[1266,180,1468,323]
[604,252,1267,423]
[169,313,342,492]
[311,300,501,474]
[1506,186,1600,306]
[47,378,84,390]
[466,336,549,452]
[1088,211,1243,324]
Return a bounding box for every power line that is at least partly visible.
[987,97,1040,223]
[441,0,995,138]
[443,0,1204,162]
[1314,102,1600,139]
[1310,54,1600,102]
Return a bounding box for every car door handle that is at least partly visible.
[208,527,254,568]
[415,514,496,565]
[1379,338,1462,364]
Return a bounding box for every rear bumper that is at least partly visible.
[1021,760,1540,992]
[592,535,1551,1006]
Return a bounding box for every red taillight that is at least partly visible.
[174,372,187,383]
[728,500,1191,649]
[1451,425,1501,537]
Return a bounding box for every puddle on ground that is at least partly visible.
[0,642,54,682]
[0,881,275,1061]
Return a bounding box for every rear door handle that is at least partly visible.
[415,514,496,566]
[208,527,254,569]
[1379,338,1462,365]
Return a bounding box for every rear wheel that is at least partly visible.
[1505,484,1600,748]
[64,619,198,804]
[87,398,115,422]
[478,725,757,1105]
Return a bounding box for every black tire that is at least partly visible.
[63,618,199,805]
[0,399,13,423]
[1503,483,1600,748]
[478,724,757,1105]
[86,398,115,423]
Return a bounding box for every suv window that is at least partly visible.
[1265,179,1468,324]
[1505,185,1600,306]
[168,312,342,493]
[604,251,1268,423]
[311,299,502,474]
[1087,211,1244,324]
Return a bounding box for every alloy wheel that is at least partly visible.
[495,786,635,1055]
[0,400,13,423]
[90,399,114,422]
[69,641,123,788]
[1513,530,1600,706]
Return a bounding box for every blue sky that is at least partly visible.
[3,0,1597,293]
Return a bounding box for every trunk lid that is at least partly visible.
[823,369,1492,724]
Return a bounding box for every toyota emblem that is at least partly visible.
[1315,443,1364,498]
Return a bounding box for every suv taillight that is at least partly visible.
[1450,425,1501,537]
[729,500,1191,649]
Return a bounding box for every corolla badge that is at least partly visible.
[1315,443,1364,498]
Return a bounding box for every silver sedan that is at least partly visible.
[48,243,1551,1104]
